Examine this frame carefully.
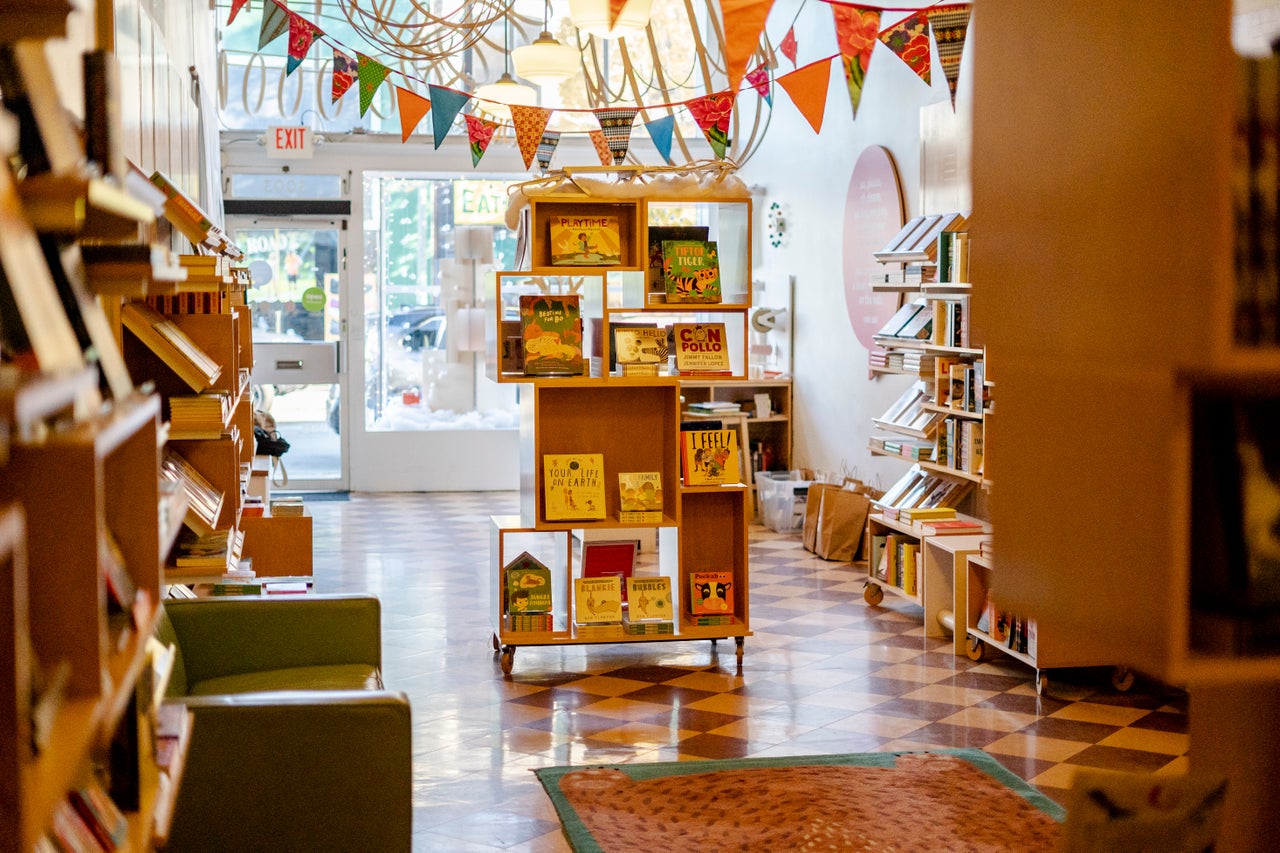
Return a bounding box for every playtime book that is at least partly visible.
[543,453,607,521]
[662,239,722,303]
[549,215,622,265]
[618,471,664,522]
[505,552,553,614]
[672,322,732,375]
[520,293,585,376]
[681,428,740,486]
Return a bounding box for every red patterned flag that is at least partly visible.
[719,0,775,92]
[396,86,431,143]
[589,130,613,166]
[592,108,639,165]
[780,26,798,67]
[830,4,880,119]
[685,91,736,159]
[356,52,391,117]
[228,0,251,26]
[332,49,358,104]
[511,105,553,170]
[878,11,931,85]
[928,4,972,108]
[464,114,498,166]
[777,57,833,134]
[746,65,771,105]
[285,12,324,77]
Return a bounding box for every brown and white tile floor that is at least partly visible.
[308,491,1189,852]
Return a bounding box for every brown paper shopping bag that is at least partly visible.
[802,483,838,552]
[814,488,872,562]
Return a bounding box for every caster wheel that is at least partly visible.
[966,635,986,662]
[500,647,515,675]
[1111,666,1135,692]
[864,583,884,606]
[1036,672,1049,696]
[491,633,500,652]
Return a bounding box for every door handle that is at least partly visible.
[276,360,304,370]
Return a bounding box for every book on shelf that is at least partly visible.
[543,453,606,521]
[574,576,623,624]
[689,570,734,617]
[210,582,262,596]
[873,299,925,340]
[69,780,129,851]
[83,49,127,183]
[150,170,219,249]
[900,539,919,595]
[582,540,637,603]
[269,496,305,516]
[898,506,957,522]
[686,400,741,415]
[520,293,585,377]
[613,325,667,372]
[0,40,84,176]
[625,576,674,623]
[153,702,190,774]
[873,212,967,263]
[51,798,105,853]
[672,322,731,375]
[918,518,986,535]
[506,612,555,632]
[662,239,722,303]
[121,300,221,392]
[647,225,709,295]
[549,214,622,266]
[173,528,233,569]
[681,427,740,486]
[505,551,553,614]
[1234,51,1280,347]
[618,471,663,522]
[160,448,223,534]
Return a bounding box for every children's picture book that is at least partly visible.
[626,576,674,622]
[574,576,623,624]
[1059,768,1228,853]
[613,326,668,369]
[647,225,709,296]
[672,322,731,375]
[618,471,663,522]
[543,453,606,521]
[681,428,740,486]
[505,551,553,614]
[662,239,722,303]
[549,215,622,265]
[689,570,734,616]
[520,293,584,376]
[582,540,637,602]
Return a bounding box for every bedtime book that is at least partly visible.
[672,322,731,375]
[505,552,553,613]
[549,215,622,265]
[689,570,734,616]
[681,428,740,486]
[662,239,722,303]
[520,293,584,376]
[626,577,674,622]
[575,576,623,624]
[618,471,663,522]
[647,225,709,295]
[543,453,607,521]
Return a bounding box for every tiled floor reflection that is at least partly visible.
[309,492,1189,852]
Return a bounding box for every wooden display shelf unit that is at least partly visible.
[865,511,989,613]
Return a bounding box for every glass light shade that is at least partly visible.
[511,33,581,87]
[568,0,653,39]
[473,72,539,119]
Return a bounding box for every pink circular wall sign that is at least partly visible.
[842,146,905,351]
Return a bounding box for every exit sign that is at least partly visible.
[266,126,313,159]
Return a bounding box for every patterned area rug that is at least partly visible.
[535,749,1064,852]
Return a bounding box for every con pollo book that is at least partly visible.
[520,293,584,376]
[543,453,606,521]
[549,215,622,265]
[681,428,740,486]
[662,239,722,303]
[672,322,731,375]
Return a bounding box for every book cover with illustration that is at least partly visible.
[520,293,584,376]
[672,322,732,375]
[689,570,734,616]
[681,428,740,486]
[549,215,622,265]
[618,471,663,522]
[505,551,553,614]
[626,577,674,622]
[582,541,637,603]
[647,225,709,295]
[543,453,607,521]
[613,327,668,369]
[574,576,623,624]
[662,239,722,303]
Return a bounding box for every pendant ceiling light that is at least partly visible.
[512,0,581,87]
[568,0,654,40]
[473,13,539,119]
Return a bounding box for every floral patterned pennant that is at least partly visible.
[720,0,775,92]
[686,91,736,159]
[356,52,390,117]
[332,49,358,104]
[593,108,640,165]
[746,65,772,105]
[511,105,553,170]
[465,114,498,166]
[830,4,881,119]
[878,11,931,85]
[929,4,972,108]
[285,12,324,77]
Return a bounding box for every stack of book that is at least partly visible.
[160,449,223,534]
[623,576,674,634]
[574,576,624,638]
[689,570,735,626]
[685,400,741,417]
[505,552,554,633]
[168,391,231,439]
[270,496,305,517]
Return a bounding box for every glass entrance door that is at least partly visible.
[229,218,348,491]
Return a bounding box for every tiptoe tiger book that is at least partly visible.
[662,239,722,303]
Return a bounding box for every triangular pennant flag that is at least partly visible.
[536,130,561,172]
[830,4,881,119]
[777,56,833,134]
[428,85,470,150]
[332,49,358,103]
[511,105,553,170]
[928,4,972,108]
[589,130,613,166]
[228,0,251,26]
[685,91,736,159]
[878,11,931,85]
[258,0,289,50]
[780,26,798,67]
[285,12,324,77]
[609,0,627,32]
[719,0,775,93]
[464,114,498,167]
[746,65,772,106]
[592,107,639,166]
[356,52,390,117]
[396,86,431,143]
[644,114,675,164]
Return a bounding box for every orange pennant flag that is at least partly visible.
[589,130,613,166]
[719,0,775,92]
[609,0,627,32]
[396,86,431,143]
[510,105,553,170]
[777,56,834,134]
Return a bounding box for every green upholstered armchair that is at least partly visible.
[155,594,411,853]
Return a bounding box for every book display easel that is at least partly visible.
[487,167,753,674]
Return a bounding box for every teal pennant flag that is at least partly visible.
[429,85,471,150]
[644,115,676,164]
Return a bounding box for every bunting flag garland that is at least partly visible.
[258,0,289,50]
[878,11,931,85]
[719,0,776,93]
[536,131,561,172]
[356,52,391,117]
[777,56,834,134]
[428,85,471,150]
[332,49,358,104]
[929,4,972,108]
[609,0,627,32]
[286,12,324,77]
[395,86,431,142]
[830,4,881,119]
[511,105,553,170]
[746,65,772,106]
[228,0,251,26]
[593,107,640,166]
[589,130,613,166]
[644,114,676,164]
[780,26,798,67]
[686,91,735,159]
[464,114,498,166]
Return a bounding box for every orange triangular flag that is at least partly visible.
[510,105,553,170]
[609,0,627,31]
[589,130,613,166]
[777,56,834,134]
[395,86,431,143]
[719,0,775,92]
